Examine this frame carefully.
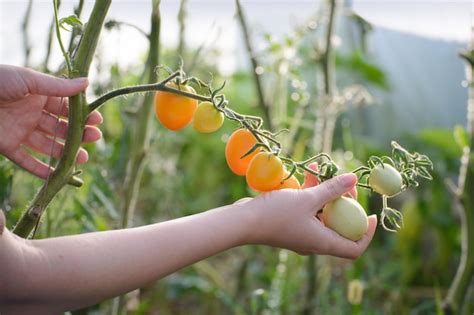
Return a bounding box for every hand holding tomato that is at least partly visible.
[236,168,377,259]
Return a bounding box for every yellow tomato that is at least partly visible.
[192,101,224,133]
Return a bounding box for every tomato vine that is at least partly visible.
[88,66,434,232]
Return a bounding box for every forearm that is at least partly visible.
[10,203,252,311]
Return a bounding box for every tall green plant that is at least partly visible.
[443,38,474,314]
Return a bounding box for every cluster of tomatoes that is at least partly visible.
[154,83,418,241]
[154,83,301,193]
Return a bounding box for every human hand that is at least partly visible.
[0,65,102,179]
[238,166,377,259]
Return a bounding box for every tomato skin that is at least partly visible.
[193,101,224,133]
[154,83,198,131]
[225,129,261,176]
[368,163,403,197]
[246,152,285,192]
[322,196,368,241]
[277,172,301,190]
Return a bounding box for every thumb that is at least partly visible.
[304,173,357,212]
[19,67,88,97]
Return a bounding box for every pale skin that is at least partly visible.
[0,65,377,314]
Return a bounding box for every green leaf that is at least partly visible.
[59,15,83,32]
[417,166,433,180]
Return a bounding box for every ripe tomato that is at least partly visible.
[192,101,224,133]
[322,196,368,241]
[368,163,403,197]
[225,129,261,176]
[154,83,198,131]
[277,171,301,189]
[246,152,285,192]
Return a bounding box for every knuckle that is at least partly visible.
[323,178,341,199]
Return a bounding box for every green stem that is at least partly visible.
[322,0,336,96]
[235,0,273,131]
[176,0,187,67]
[13,0,112,238]
[21,0,33,67]
[53,0,72,74]
[304,1,337,312]
[113,2,161,312]
[22,0,33,67]
[120,0,161,229]
[44,0,63,72]
[67,0,85,55]
[443,44,474,314]
[88,72,200,112]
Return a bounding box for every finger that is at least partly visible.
[44,96,103,125]
[323,215,377,259]
[8,148,54,179]
[19,67,88,97]
[233,197,253,205]
[87,110,103,125]
[44,97,69,118]
[302,163,319,188]
[346,186,358,199]
[38,112,69,139]
[82,126,102,143]
[26,131,89,164]
[38,112,102,144]
[304,173,357,211]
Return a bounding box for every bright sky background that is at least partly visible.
[0,0,472,73]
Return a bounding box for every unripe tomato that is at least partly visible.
[277,172,301,189]
[154,83,198,131]
[192,101,224,133]
[246,152,285,192]
[225,129,261,176]
[322,196,368,241]
[368,163,403,197]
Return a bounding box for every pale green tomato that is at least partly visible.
[368,163,403,197]
[322,197,368,241]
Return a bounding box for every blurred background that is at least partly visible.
[1,0,473,314]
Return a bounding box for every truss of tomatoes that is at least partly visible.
[154,83,432,242]
[154,83,300,193]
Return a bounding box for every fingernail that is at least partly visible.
[72,77,88,85]
[339,173,356,188]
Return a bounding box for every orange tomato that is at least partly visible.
[225,129,261,176]
[154,83,198,131]
[246,152,285,192]
[277,172,301,189]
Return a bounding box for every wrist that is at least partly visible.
[227,199,260,246]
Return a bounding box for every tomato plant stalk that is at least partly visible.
[443,44,474,314]
[235,0,274,131]
[13,0,112,238]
